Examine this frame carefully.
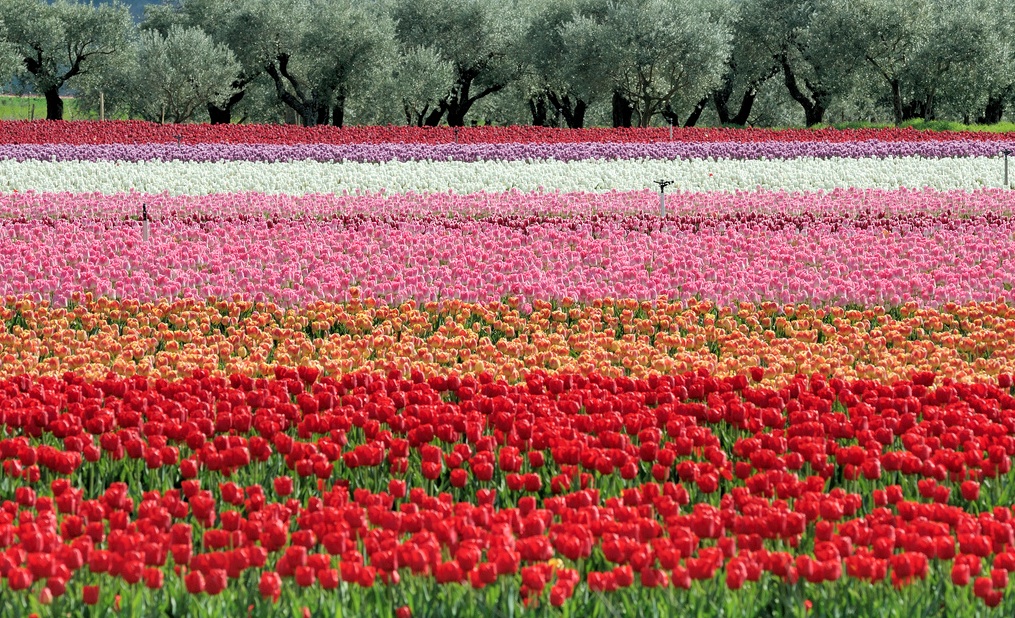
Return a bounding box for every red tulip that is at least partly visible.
[184,571,205,595]
[274,476,294,497]
[259,572,282,602]
[961,481,980,501]
[82,585,100,606]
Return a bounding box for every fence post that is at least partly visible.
[100,91,105,121]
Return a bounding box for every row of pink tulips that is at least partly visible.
[0,199,1012,308]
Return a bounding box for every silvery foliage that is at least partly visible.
[598,0,734,126]
[391,0,522,126]
[0,0,133,118]
[130,26,241,123]
[222,0,393,126]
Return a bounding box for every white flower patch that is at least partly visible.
[0,156,1006,195]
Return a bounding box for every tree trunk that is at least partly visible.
[568,100,586,129]
[315,105,328,126]
[332,93,345,128]
[804,104,825,127]
[660,103,679,127]
[979,92,1008,124]
[446,106,467,127]
[612,91,633,128]
[423,106,445,126]
[208,90,246,125]
[683,97,709,128]
[782,58,826,127]
[208,104,231,125]
[547,92,587,129]
[729,88,758,126]
[44,87,64,121]
[713,90,731,125]
[891,78,904,127]
[528,96,549,126]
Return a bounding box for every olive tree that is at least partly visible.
[392,46,454,126]
[600,0,732,127]
[515,0,613,128]
[131,26,241,123]
[143,0,258,124]
[0,20,15,84]
[392,0,521,126]
[0,0,133,120]
[904,0,1008,122]
[708,0,783,126]
[816,0,933,126]
[973,0,1015,123]
[226,0,393,127]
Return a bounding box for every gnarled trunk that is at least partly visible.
[782,57,827,127]
[44,87,64,121]
[528,96,550,127]
[612,91,633,128]
[683,97,709,128]
[208,89,246,125]
[546,92,587,129]
[714,87,759,126]
[979,91,1009,125]
[332,94,345,128]
[423,106,445,127]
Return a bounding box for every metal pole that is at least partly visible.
[654,180,673,218]
[1005,150,1011,188]
[100,91,104,121]
[142,203,150,242]
[669,121,673,141]
[30,104,34,121]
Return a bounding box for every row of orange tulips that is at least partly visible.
[0,294,1012,385]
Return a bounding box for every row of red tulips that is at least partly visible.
[0,368,1015,616]
[3,367,1013,490]
[0,121,1010,145]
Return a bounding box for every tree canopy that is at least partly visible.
[1,0,133,120]
[1,0,1013,126]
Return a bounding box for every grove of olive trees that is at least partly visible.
[0,0,1012,127]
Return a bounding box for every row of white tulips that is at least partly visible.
[0,156,1008,195]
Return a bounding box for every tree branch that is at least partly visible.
[466,82,505,106]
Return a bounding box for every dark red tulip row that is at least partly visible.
[0,121,1011,146]
[1,367,1015,612]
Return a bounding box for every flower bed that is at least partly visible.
[1,191,1013,307]
[2,123,1015,616]
[0,156,1010,194]
[2,140,1014,163]
[0,120,1012,145]
[0,368,1014,616]
[0,297,1012,389]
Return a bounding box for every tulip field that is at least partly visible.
[4,122,1015,617]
